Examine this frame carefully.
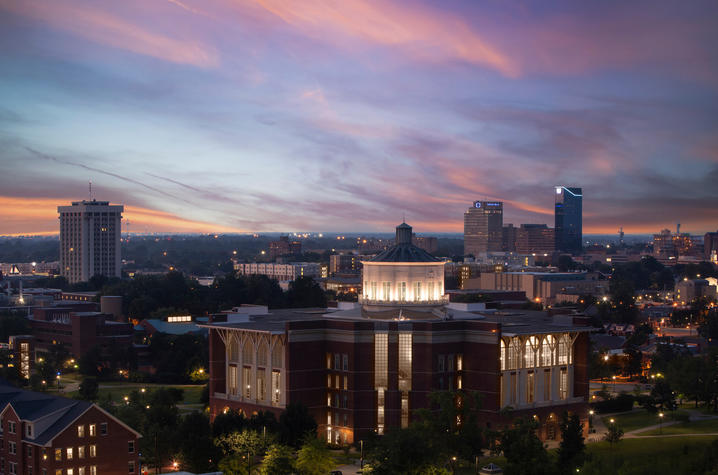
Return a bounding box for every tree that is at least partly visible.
[259,444,294,475]
[78,377,99,401]
[557,412,585,472]
[604,422,623,448]
[294,437,335,475]
[286,277,327,308]
[365,425,443,474]
[498,418,551,475]
[279,402,317,448]
[177,412,218,473]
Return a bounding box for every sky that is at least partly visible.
[0,0,717,235]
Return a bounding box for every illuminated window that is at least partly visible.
[527,371,535,403]
[89,424,96,437]
[508,338,520,370]
[456,354,463,371]
[55,448,62,461]
[77,425,85,438]
[272,370,281,403]
[398,282,407,301]
[371,281,377,299]
[78,446,85,459]
[398,333,412,392]
[89,445,96,458]
[428,281,435,300]
[343,375,348,390]
[375,333,388,434]
[559,368,568,400]
[413,282,421,301]
[228,364,238,396]
[558,335,570,365]
[541,336,553,366]
[67,448,73,460]
[243,367,251,398]
[500,340,506,370]
[327,374,332,387]
[401,394,409,428]
[382,282,391,300]
[525,337,537,367]
[257,371,266,400]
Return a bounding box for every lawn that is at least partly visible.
[637,418,718,436]
[68,382,205,405]
[601,409,687,432]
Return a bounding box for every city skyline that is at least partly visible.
[1,1,717,235]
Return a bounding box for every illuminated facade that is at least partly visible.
[203,223,591,445]
[58,200,123,284]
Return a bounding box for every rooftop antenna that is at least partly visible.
[402,213,406,224]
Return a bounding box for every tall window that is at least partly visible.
[508,338,520,370]
[541,336,553,366]
[510,372,517,405]
[272,370,281,404]
[228,365,238,396]
[371,281,377,299]
[413,282,421,301]
[525,336,538,367]
[500,340,506,370]
[428,281,435,300]
[401,394,409,428]
[398,282,407,301]
[382,282,391,300]
[527,371,535,403]
[559,368,568,400]
[257,342,268,367]
[544,369,551,401]
[398,333,412,391]
[243,342,253,365]
[271,344,283,368]
[257,371,266,401]
[375,333,388,434]
[243,367,251,398]
[558,335,570,365]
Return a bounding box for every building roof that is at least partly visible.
[368,244,443,263]
[137,319,205,335]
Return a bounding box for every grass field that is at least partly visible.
[637,418,718,436]
[601,409,687,432]
[68,382,205,405]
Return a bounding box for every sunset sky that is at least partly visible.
[0,0,716,235]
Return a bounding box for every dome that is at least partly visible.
[368,222,441,263]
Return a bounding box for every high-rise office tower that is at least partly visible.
[58,200,123,283]
[464,201,503,256]
[554,186,582,254]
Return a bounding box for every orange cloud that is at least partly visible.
[0,196,242,235]
[252,0,518,77]
[0,0,218,68]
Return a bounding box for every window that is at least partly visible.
[26,424,33,437]
[447,354,454,372]
[559,368,568,400]
[413,281,421,301]
[508,339,520,370]
[271,370,281,404]
[9,462,16,475]
[544,369,552,401]
[527,371,535,403]
[243,367,251,398]
[89,445,96,458]
[342,394,348,409]
[128,461,135,474]
[398,333,412,392]
[342,354,348,371]
[398,282,407,301]
[500,340,506,370]
[525,337,537,368]
[78,446,85,459]
[127,440,135,453]
[326,353,332,369]
[401,393,409,428]
[100,423,108,435]
[541,336,553,366]
[382,282,391,300]
[67,469,73,475]
[89,424,96,437]
[56,470,62,475]
[438,355,445,372]
[335,375,339,389]
[343,376,348,390]
[228,364,238,396]
[327,374,332,387]
[77,425,85,438]
[510,372,517,405]
[90,468,97,475]
[9,441,15,455]
[8,421,15,434]
[456,354,463,371]
[66,447,73,460]
[55,448,62,461]
[79,468,85,475]
[27,445,32,457]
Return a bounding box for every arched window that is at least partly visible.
[228,336,240,362]
[525,337,537,367]
[558,334,571,365]
[508,338,521,370]
[541,335,553,366]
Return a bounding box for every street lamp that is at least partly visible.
[612,375,616,393]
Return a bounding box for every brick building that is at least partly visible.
[0,381,140,475]
[29,308,134,359]
[203,223,592,444]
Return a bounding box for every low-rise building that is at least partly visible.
[234,262,321,282]
[0,381,141,475]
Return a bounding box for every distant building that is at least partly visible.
[269,236,302,259]
[58,200,123,284]
[329,254,370,275]
[653,229,704,263]
[675,279,717,303]
[705,231,718,263]
[464,201,503,256]
[0,381,141,475]
[502,224,517,252]
[235,262,321,282]
[472,272,607,303]
[412,235,439,254]
[515,224,555,254]
[29,308,134,358]
[554,187,582,254]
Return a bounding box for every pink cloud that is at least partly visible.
[250,0,519,77]
[0,0,219,68]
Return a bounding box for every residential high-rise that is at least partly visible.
[464,201,503,256]
[58,200,123,283]
[554,187,582,254]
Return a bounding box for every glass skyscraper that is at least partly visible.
[554,187,582,254]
